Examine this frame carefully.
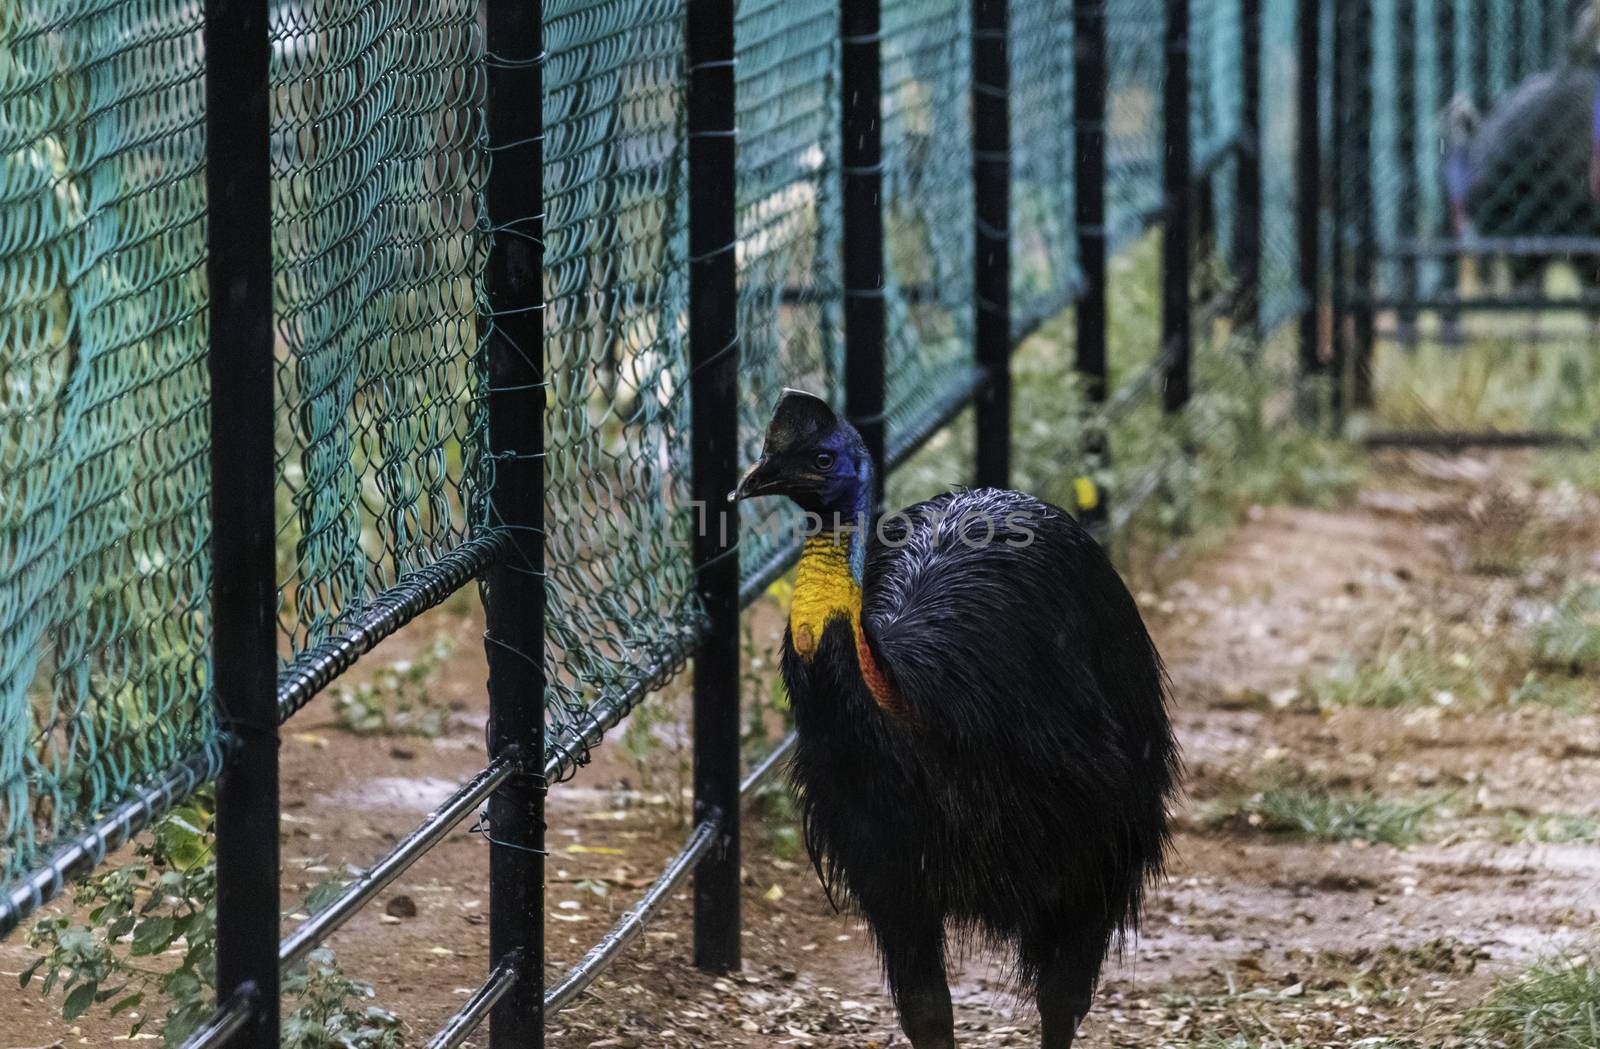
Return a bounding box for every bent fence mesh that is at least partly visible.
[1,0,1316,967]
[1,0,215,888]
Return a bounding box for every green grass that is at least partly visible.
[1307,631,1493,711]
[1372,320,1600,435]
[1204,773,1436,846]
[1496,811,1600,846]
[1532,585,1600,677]
[1460,949,1600,1049]
[1532,448,1600,495]
[1506,671,1595,714]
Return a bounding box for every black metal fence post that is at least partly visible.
[1329,0,1347,424]
[973,0,1011,489]
[1348,0,1376,412]
[1296,0,1323,422]
[481,0,546,1042]
[1162,0,1192,415]
[687,0,742,974]
[843,0,886,504]
[1073,0,1109,531]
[1393,1,1419,345]
[204,0,279,1042]
[1236,0,1263,341]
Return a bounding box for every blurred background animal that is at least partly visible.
[1454,5,1600,305]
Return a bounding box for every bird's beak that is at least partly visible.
[729,456,777,502]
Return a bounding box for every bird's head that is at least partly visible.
[729,389,874,521]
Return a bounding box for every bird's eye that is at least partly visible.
[814,451,836,472]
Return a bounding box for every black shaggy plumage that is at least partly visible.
[734,391,1179,1049]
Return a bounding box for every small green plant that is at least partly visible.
[21,796,401,1048]
[1204,768,1435,846]
[1497,811,1600,846]
[1532,585,1600,677]
[1507,671,1594,714]
[1460,948,1600,1049]
[1308,632,1491,711]
[332,635,455,736]
[281,949,404,1049]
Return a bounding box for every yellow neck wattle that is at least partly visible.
[789,536,906,719]
[789,537,861,660]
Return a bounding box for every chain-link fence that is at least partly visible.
[2,0,1324,1042]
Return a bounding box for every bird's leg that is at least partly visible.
[872,913,954,1049]
[1029,937,1103,1049]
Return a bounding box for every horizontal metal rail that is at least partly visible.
[1103,336,1184,426]
[424,731,797,1046]
[543,731,798,1016]
[543,636,701,785]
[544,814,723,1014]
[1364,430,1596,451]
[1108,464,1165,534]
[884,368,989,467]
[1367,294,1600,312]
[425,956,521,1049]
[1383,236,1600,259]
[740,731,797,795]
[278,532,512,722]
[279,755,521,969]
[0,742,227,938]
[174,986,254,1049]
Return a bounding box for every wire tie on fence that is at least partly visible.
[976,217,1010,239]
[847,409,889,427]
[486,132,547,153]
[841,162,886,176]
[483,49,547,69]
[487,380,548,394]
[840,30,883,45]
[688,58,737,72]
[973,82,1008,100]
[469,812,547,857]
[482,631,542,669]
[686,241,736,264]
[491,301,547,318]
[489,225,545,247]
[972,27,1006,42]
[974,149,1011,166]
[843,286,885,299]
[688,334,740,377]
[687,128,737,139]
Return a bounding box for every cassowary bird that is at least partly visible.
[731,390,1179,1049]
[1458,10,1600,298]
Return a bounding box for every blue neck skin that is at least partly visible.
[815,462,874,586]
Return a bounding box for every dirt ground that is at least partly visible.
[3,448,1598,1048]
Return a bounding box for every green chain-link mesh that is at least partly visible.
[0,0,214,886]
[269,0,488,659]
[1260,0,1302,328]
[882,0,980,445]
[1107,0,1166,249]
[1011,0,1079,336]
[736,0,843,584]
[539,0,699,760]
